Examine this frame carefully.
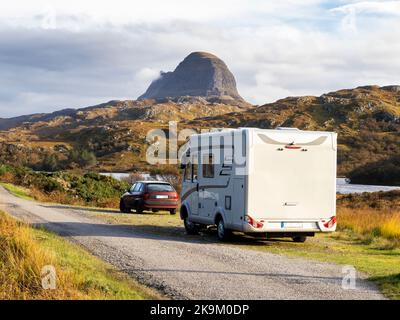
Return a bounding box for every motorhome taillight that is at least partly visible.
[323,216,336,228]
[245,215,264,229]
[285,145,301,149]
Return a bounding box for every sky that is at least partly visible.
[0,0,400,117]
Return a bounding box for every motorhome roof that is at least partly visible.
[190,127,335,137]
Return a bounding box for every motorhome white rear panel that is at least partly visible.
[246,129,337,230]
[180,127,337,240]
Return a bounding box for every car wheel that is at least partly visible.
[292,236,307,243]
[184,218,199,235]
[169,209,177,215]
[119,199,131,213]
[217,218,231,241]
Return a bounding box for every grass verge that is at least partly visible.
[0,182,33,201]
[0,210,161,300]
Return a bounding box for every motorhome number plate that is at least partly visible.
[282,222,303,228]
[156,195,168,199]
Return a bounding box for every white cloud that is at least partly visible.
[0,1,399,117]
[331,1,400,15]
[0,0,326,29]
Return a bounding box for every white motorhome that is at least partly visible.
[179,127,337,242]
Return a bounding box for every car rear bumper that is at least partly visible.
[143,200,178,209]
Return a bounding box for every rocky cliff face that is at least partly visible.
[138,52,244,102]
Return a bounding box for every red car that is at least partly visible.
[120,181,179,214]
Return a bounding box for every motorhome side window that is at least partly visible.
[184,163,191,181]
[192,163,198,181]
[202,154,214,178]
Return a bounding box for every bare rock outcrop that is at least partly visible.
[138,52,245,102]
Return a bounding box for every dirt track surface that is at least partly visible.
[0,186,385,300]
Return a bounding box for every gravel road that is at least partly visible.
[0,186,385,300]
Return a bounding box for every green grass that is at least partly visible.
[0,210,161,300]
[0,182,34,200]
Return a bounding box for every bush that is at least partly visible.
[0,164,129,208]
[65,172,128,204]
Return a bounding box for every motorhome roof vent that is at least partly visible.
[214,128,236,132]
[276,127,300,131]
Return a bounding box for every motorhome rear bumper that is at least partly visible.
[242,219,336,233]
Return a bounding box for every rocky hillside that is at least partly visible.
[191,85,400,182]
[139,52,246,103]
[0,97,251,172]
[0,85,399,184]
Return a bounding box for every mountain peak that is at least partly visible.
[138,51,244,102]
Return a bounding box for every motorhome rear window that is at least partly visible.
[202,154,214,178]
[147,184,174,192]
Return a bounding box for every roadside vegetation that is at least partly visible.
[0,211,160,299]
[0,164,129,208]
[0,163,182,208]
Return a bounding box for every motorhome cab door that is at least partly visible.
[198,153,217,221]
[182,153,199,216]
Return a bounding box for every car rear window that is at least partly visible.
[147,184,175,192]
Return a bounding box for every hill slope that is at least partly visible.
[0,85,399,184]
[191,85,400,181]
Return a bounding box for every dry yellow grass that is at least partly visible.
[381,217,400,240]
[337,207,400,244]
[0,211,160,300]
[0,211,80,299]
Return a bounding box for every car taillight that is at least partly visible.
[323,216,336,228]
[169,192,178,199]
[245,215,264,229]
[143,192,150,200]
